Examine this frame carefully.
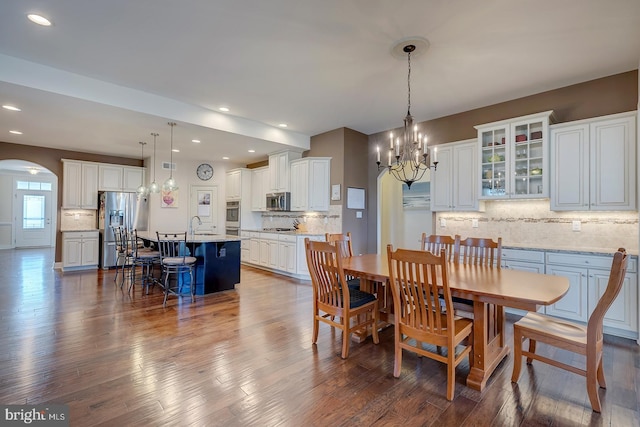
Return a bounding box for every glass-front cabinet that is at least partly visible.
[476,111,553,199]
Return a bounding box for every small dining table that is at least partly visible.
[341,253,570,391]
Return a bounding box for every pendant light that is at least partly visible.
[148,132,160,193]
[136,141,149,196]
[163,122,179,192]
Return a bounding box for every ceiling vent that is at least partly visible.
[161,162,176,171]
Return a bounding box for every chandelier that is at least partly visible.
[148,132,160,193]
[376,43,437,189]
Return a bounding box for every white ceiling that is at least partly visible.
[0,0,639,169]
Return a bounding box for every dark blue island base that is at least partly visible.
[189,240,240,295]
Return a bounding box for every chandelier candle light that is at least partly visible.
[376,42,437,189]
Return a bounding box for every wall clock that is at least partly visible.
[196,163,214,181]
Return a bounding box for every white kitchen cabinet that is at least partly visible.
[99,164,145,192]
[277,234,297,274]
[225,169,242,200]
[62,160,99,209]
[240,230,250,262]
[290,158,330,212]
[550,112,636,211]
[545,252,638,338]
[269,151,302,192]
[476,111,552,199]
[122,166,144,192]
[62,231,99,270]
[431,139,480,211]
[248,232,260,264]
[251,167,269,211]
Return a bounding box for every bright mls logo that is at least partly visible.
[1,405,69,426]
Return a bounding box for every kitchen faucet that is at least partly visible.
[189,215,202,236]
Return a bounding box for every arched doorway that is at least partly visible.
[0,160,58,249]
[376,168,433,253]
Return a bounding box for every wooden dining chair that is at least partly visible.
[454,236,502,266]
[420,233,458,261]
[451,236,503,318]
[386,245,473,401]
[305,239,379,359]
[511,248,628,413]
[325,232,361,291]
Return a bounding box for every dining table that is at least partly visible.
[341,253,570,392]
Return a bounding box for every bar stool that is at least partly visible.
[113,226,132,288]
[156,232,198,306]
[127,229,161,294]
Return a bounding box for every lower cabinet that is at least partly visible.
[62,231,99,271]
[545,252,638,339]
[241,231,323,279]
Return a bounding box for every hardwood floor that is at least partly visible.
[1,247,639,426]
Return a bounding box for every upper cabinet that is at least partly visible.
[251,166,269,211]
[431,139,482,212]
[226,168,253,205]
[62,160,98,209]
[476,111,553,200]
[290,158,331,212]
[269,151,302,193]
[98,164,145,192]
[226,169,242,200]
[550,112,636,211]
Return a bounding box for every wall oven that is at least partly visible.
[225,201,240,229]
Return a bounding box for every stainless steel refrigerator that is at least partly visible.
[98,191,149,268]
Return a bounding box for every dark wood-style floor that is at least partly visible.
[1,248,639,426]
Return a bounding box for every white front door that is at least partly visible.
[15,189,53,247]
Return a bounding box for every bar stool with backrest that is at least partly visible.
[325,232,361,291]
[511,248,628,413]
[156,232,198,306]
[420,233,458,261]
[387,244,474,401]
[113,225,130,288]
[305,239,379,359]
[127,229,161,294]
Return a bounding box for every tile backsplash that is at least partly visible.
[260,205,342,234]
[60,209,97,231]
[436,200,638,253]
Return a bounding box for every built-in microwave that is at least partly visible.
[226,201,240,228]
[266,192,291,211]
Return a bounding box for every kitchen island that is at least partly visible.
[137,232,241,295]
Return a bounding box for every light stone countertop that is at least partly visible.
[136,231,241,243]
[503,244,637,257]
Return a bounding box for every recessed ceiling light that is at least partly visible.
[248,149,255,153]
[219,107,230,112]
[278,123,288,128]
[9,130,23,135]
[192,139,200,143]
[2,105,21,111]
[27,14,52,26]
[222,156,230,160]
[171,148,180,153]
